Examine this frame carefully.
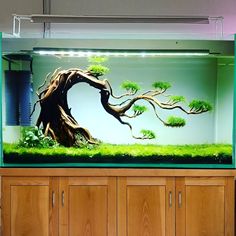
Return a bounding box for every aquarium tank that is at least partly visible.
[1,34,235,168]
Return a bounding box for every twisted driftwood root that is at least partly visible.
[32,68,211,147]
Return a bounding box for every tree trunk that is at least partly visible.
[36,69,107,147]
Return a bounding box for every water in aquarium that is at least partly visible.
[1,39,235,167]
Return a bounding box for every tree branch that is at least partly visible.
[104,79,137,99]
[109,98,132,107]
[142,89,167,96]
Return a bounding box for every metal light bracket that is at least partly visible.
[13,14,31,37]
[12,14,224,38]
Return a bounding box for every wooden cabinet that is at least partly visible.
[1,169,235,236]
[59,177,116,236]
[2,177,58,236]
[118,177,175,236]
[118,176,235,236]
[2,176,116,236]
[176,177,235,236]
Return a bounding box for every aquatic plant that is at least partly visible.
[88,56,108,64]
[168,95,185,105]
[189,100,213,112]
[19,126,58,148]
[31,57,212,147]
[87,56,109,76]
[152,81,171,90]
[87,65,109,76]
[132,105,147,113]
[121,80,140,93]
[4,143,232,164]
[140,129,156,139]
[166,116,186,127]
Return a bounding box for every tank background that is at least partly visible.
[2,55,234,145]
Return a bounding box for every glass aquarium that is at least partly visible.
[1,35,235,168]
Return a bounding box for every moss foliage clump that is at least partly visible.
[88,56,108,64]
[152,81,171,90]
[140,129,156,139]
[189,100,212,112]
[87,65,109,76]
[121,80,140,93]
[87,56,109,76]
[166,116,186,127]
[132,105,147,113]
[168,95,185,104]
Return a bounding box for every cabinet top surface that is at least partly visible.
[0,168,235,177]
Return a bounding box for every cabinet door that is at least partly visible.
[118,177,175,236]
[176,177,234,236]
[2,177,58,236]
[59,177,116,236]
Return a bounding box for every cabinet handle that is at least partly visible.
[52,191,55,208]
[178,191,182,208]
[62,191,65,207]
[169,191,172,207]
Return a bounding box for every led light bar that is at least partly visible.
[33,48,210,57]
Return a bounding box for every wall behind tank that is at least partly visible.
[50,0,236,38]
[31,55,218,145]
[0,0,43,35]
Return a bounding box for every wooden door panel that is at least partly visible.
[59,177,116,236]
[118,177,175,236]
[11,185,49,236]
[185,186,224,236]
[2,177,57,236]
[127,185,166,236]
[176,177,235,236]
[69,186,107,236]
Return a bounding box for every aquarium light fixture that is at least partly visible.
[13,14,224,37]
[34,48,210,57]
[29,14,211,24]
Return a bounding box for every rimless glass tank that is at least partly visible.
[1,35,235,168]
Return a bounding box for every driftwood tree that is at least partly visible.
[32,57,212,147]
